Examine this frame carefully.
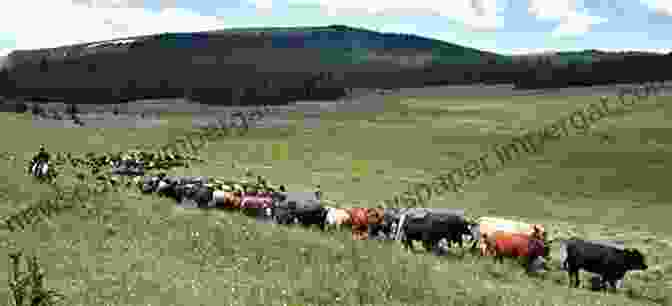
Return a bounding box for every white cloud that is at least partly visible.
[639,0,672,15]
[495,47,672,55]
[499,47,559,55]
[0,0,226,54]
[527,0,607,37]
[248,0,506,31]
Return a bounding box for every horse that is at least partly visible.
[30,161,55,182]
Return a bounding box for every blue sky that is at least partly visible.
[0,0,670,56]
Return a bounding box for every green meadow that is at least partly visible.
[1,90,671,305]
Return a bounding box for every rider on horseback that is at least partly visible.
[29,145,51,176]
[36,145,50,162]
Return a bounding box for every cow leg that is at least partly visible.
[402,238,414,251]
[419,232,428,251]
[421,232,434,252]
[566,271,574,288]
[602,278,611,292]
[568,269,581,288]
[525,256,535,273]
[603,277,618,292]
[470,239,479,251]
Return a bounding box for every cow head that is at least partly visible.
[624,248,648,271]
[460,221,476,241]
[531,224,546,240]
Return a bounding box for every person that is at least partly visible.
[29,145,51,175]
[315,185,322,200]
[34,145,50,163]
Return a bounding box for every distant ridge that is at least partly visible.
[1,24,670,104]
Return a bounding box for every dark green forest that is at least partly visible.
[0,25,670,105]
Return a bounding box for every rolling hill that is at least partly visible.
[0,24,669,105]
[3,25,508,69]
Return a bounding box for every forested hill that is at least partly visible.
[3,25,508,69]
[0,25,670,105]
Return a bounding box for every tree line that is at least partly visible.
[0,48,670,106]
[0,59,349,106]
[512,53,672,89]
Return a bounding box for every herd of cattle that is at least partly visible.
[21,141,650,294]
[134,173,648,292]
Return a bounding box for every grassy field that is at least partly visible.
[1,89,671,305]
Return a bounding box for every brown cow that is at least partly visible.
[213,190,242,209]
[476,217,546,256]
[347,207,385,240]
[348,207,370,240]
[482,230,546,272]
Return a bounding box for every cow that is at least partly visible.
[583,240,625,290]
[175,184,213,208]
[472,217,546,256]
[347,207,378,240]
[140,176,160,194]
[192,185,214,208]
[156,177,182,200]
[400,213,474,254]
[274,191,327,230]
[559,239,647,290]
[368,208,400,240]
[324,206,351,232]
[240,195,274,220]
[366,207,386,238]
[482,230,547,273]
[212,190,242,209]
[390,208,467,240]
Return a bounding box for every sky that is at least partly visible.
[0,0,670,57]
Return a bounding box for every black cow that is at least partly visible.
[140,176,160,194]
[190,185,214,208]
[560,239,647,290]
[273,192,327,230]
[401,213,473,253]
[368,208,402,240]
[156,179,180,200]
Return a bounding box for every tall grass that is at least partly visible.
[7,251,65,306]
